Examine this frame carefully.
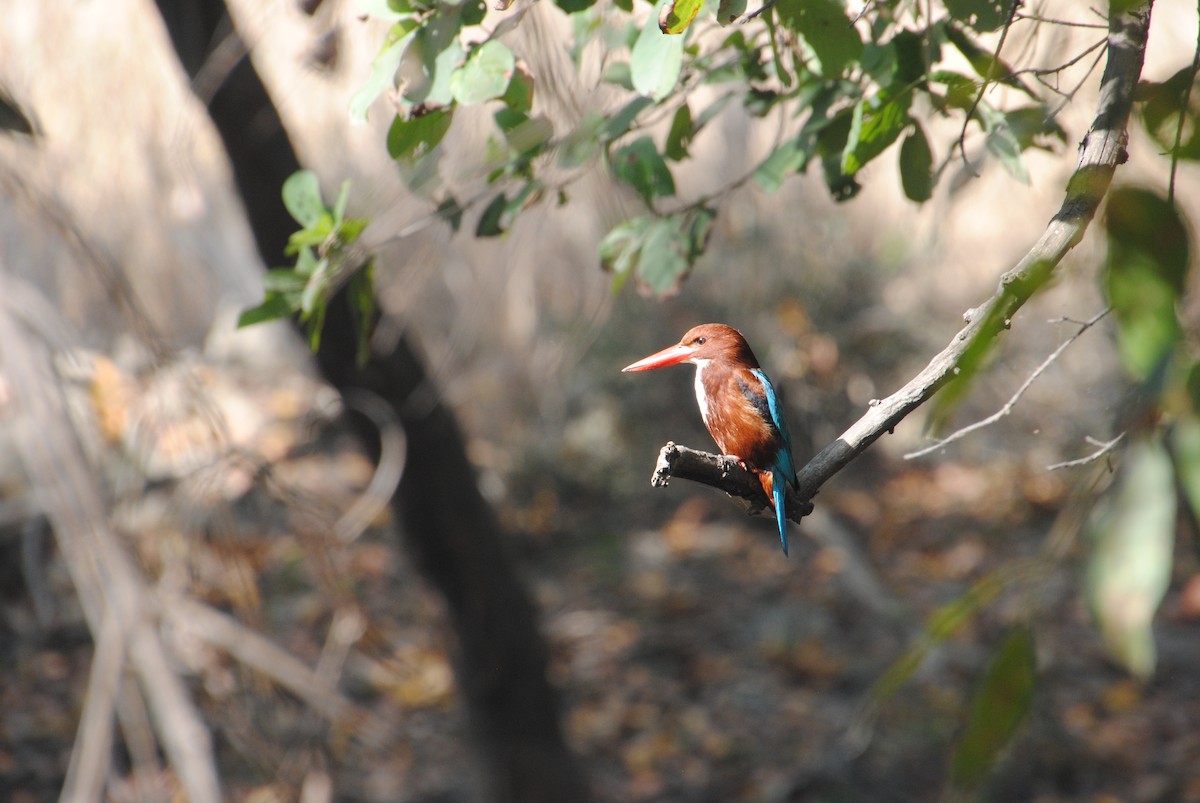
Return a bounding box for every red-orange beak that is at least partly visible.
[622,342,696,372]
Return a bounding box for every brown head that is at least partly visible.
[622,323,761,372]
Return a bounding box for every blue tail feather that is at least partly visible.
[771,469,789,556]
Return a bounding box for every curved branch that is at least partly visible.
[649,442,814,523]
[648,1,1154,516]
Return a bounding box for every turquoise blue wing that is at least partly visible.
[750,368,797,484]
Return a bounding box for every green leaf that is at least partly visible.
[943,0,1012,32]
[407,12,466,106]
[498,114,554,161]
[0,87,35,136]
[502,64,535,114]
[476,192,507,237]
[891,28,928,85]
[950,626,1037,791]
[600,96,654,142]
[1103,187,1190,378]
[339,217,369,244]
[664,103,694,160]
[295,245,319,276]
[603,62,635,91]
[262,269,308,293]
[636,218,691,296]
[599,212,711,297]
[556,0,598,13]
[899,123,934,202]
[867,572,1006,707]
[716,0,747,25]
[305,303,326,352]
[611,137,676,203]
[387,108,454,162]
[348,18,420,122]
[559,111,604,168]
[931,70,981,111]
[1086,436,1176,679]
[983,112,1030,184]
[681,206,716,261]
[599,215,655,284]
[238,292,297,328]
[450,40,516,105]
[1004,105,1068,151]
[347,259,377,368]
[333,180,351,223]
[282,170,327,228]
[286,216,334,254]
[460,0,487,26]
[435,195,464,231]
[357,0,422,20]
[754,136,807,193]
[944,23,1036,98]
[842,88,912,175]
[817,111,860,201]
[660,0,704,34]
[300,257,332,316]
[775,0,863,77]
[1138,67,1200,161]
[631,4,685,100]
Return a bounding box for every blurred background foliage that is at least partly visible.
[2,0,1200,800]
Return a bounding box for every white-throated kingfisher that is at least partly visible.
[623,323,798,555]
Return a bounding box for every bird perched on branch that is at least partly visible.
[623,323,799,555]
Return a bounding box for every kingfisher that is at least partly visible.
[623,323,799,555]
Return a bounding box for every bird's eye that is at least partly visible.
[695,337,706,345]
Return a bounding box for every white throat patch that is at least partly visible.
[692,358,712,426]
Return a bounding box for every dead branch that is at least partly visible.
[647,1,1154,517]
[1047,433,1127,470]
[0,277,222,803]
[649,442,813,523]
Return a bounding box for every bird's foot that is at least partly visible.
[717,454,746,477]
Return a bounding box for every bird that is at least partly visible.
[623,323,798,555]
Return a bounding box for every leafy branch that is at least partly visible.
[647,0,1155,515]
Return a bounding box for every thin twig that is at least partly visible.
[1046,432,1126,470]
[1014,13,1108,29]
[1046,41,1108,119]
[957,0,1025,176]
[60,610,126,803]
[904,308,1111,459]
[1010,37,1108,80]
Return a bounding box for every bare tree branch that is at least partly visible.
[646,1,1154,516]
[648,442,814,523]
[1047,432,1127,470]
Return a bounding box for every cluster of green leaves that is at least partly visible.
[855,139,1198,797]
[1088,185,1194,681]
[347,0,1068,297]
[239,170,374,360]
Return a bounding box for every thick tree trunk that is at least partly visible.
[154,3,590,799]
